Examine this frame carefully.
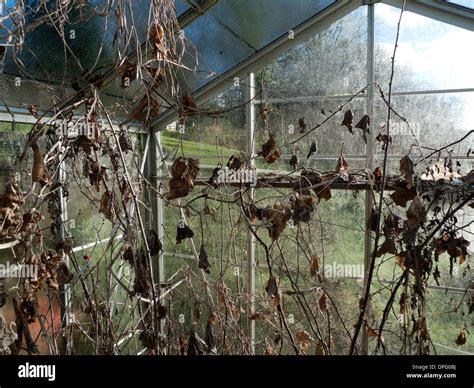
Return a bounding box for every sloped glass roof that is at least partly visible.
[0,0,336,102]
[178,0,336,94]
[1,0,169,82]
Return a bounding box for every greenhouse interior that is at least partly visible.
[0,0,473,359]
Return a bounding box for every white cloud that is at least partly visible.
[376,3,433,29]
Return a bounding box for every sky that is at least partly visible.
[375,3,474,130]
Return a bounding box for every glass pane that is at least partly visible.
[258,97,368,162]
[259,6,368,98]
[180,0,336,93]
[207,0,336,52]
[375,3,474,91]
[2,0,154,80]
[373,92,474,168]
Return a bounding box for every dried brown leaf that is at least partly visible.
[390,188,416,207]
[406,196,425,229]
[310,255,320,277]
[336,149,350,175]
[455,329,467,346]
[198,243,211,274]
[400,155,415,189]
[295,329,311,351]
[265,275,281,306]
[341,109,354,134]
[30,141,50,186]
[318,291,329,314]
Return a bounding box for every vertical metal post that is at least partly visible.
[149,131,164,286]
[363,2,376,355]
[246,73,256,354]
[58,157,71,355]
[148,130,165,352]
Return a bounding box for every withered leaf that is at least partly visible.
[203,205,217,221]
[251,205,291,240]
[123,246,134,262]
[265,275,281,306]
[88,162,107,192]
[399,291,409,315]
[171,157,187,178]
[375,132,392,150]
[208,167,222,188]
[355,114,371,144]
[366,324,384,342]
[373,167,383,186]
[149,22,165,54]
[310,255,320,277]
[57,261,74,285]
[336,149,350,175]
[205,320,215,351]
[99,191,118,222]
[289,154,299,171]
[265,149,281,164]
[316,185,332,202]
[307,141,318,159]
[139,329,156,350]
[395,253,407,268]
[147,229,162,256]
[249,312,267,321]
[207,311,219,326]
[316,340,327,355]
[299,118,307,133]
[295,329,311,351]
[376,237,397,257]
[198,243,211,274]
[187,158,199,180]
[259,107,269,122]
[28,105,39,119]
[176,222,194,244]
[406,196,425,229]
[173,176,192,199]
[167,158,199,199]
[390,188,416,207]
[400,155,415,189]
[318,291,329,314]
[455,329,467,346]
[227,155,244,171]
[56,237,73,254]
[341,109,354,134]
[129,95,160,123]
[290,193,316,225]
[193,302,201,325]
[367,207,379,232]
[30,141,51,186]
[181,95,197,115]
[258,133,278,161]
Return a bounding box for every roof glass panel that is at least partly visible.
[179,0,336,93]
[0,0,190,81]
